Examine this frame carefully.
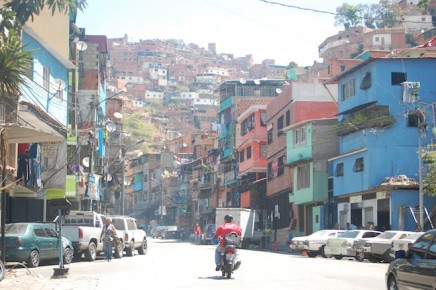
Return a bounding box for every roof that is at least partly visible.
[86,35,108,53]
[216,79,288,91]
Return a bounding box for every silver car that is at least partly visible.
[324,230,381,260]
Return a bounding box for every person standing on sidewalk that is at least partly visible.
[286,229,294,253]
[194,223,202,245]
[100,217,115,261]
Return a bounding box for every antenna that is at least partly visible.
[254,79,261,85]
[276,88,282,94]
[239,78,246,84]
[82,157,90,168]
[113,112,123,119]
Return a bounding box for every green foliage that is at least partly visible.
[335,108,395,136]
[122,112,156,153]
[335,3,362,29]
[335,0,402,29]
[423,130,436,197]
[0,33,33,101]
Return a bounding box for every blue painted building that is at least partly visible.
[328,57,436,231]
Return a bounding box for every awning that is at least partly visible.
[3,108,65,144]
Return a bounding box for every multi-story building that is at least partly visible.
[326,56,436,232]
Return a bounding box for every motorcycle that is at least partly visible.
[220,233,242,279]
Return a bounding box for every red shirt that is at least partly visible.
[194,226,201,235]
[214,222,242,247]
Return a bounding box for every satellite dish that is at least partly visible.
[76,41,88,51]
[52,78,66,91]
[113,112,123,119]
[82,157,90,168]
[239,78,246,84]
[276,88,282,94]
[105,121,117,133]
[105,173,112,182]
[124,178,131,186]
[254,79,261,85]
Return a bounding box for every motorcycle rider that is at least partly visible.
[213,214,242,271]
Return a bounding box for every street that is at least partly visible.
[0,238,389,290]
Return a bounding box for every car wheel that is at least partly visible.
[138,239,147,255]
[113,241,124,259]
[126,241,134,257]
[73,251,82,260]
[307,251,318,258]
[334,255,343,260]
[320,246,331,258]
[63,247,73,264]
[85,242,97,261]
[383,251,393,263]
[27,250,40,267]
[388,275,398,290]
[355,252,365,262]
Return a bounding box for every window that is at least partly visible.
[278,155,284,176]
[268,162,273,180]
[408,232,434,259]
[335,163,344,176]
[391,72,407,85]
[239,150,245,162]
[297,164,310,189]
[260,144,267,158]
[294,127,306,145]
[246,146,252,159]
[360,72,371,90]
[24,58,34,79]
[354,157,364,172]
[341,79,355,100]
[277,115,284,136]
[267,126,273,144]
[260,112,267,126]
[43,67,50,91]
[285,110,290,126]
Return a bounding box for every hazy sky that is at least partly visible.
[77,0,378,67]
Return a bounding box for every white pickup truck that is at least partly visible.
[61,211,123,261]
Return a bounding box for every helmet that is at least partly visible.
[224,215,233,222]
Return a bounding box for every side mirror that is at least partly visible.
[395,250,406,259]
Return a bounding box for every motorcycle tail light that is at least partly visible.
[125,233,129,241]
[226,248,235,254]
[78,227,83,239]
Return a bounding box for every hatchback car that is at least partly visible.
[385,229,436,290]
[389,231,425,259]
[1,223,74,267]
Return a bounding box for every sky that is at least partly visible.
[77,0,379,67]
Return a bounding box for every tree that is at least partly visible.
[335,3,362,29]
[423,128,436,197]
[0,0,87,104]
[370,0,402,29]
[286,61,298,69]
[122,112,156,153]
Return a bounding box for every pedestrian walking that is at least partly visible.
[100,217,116,261]
[194,223,202,245]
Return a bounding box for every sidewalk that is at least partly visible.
[0,268,99,290]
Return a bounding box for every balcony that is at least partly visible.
[336,106,395,136]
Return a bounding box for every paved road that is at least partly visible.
[0,238,389,290]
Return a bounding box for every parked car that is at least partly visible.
[61,211,123,261]
[200,224,216,245]
[385,229,436,290]
[111,216,147,256]
[289,230,346,257]
[354,230,414,263]
[324,230,381,260]
[389,231,425,259]
[1,223,74,267]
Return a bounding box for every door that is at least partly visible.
[43,225,60,259]
[351,208,362,229]
[32,225,52,260]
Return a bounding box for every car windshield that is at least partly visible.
[338,231,359,238]
[112,219,124,229]
[308,230,330,238]
[376,231,397,239]
[3,223,28,235]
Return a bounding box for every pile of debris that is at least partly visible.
[380,175,418,186]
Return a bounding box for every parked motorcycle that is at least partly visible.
[220,233,242,279]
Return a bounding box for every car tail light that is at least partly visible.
[79,227,83,239]
[16,237,24,246]
[303,240,309,246]
[342,241,351,247]
[407,242,412,249]
[364,242,372,247]
[125,233,129,241]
